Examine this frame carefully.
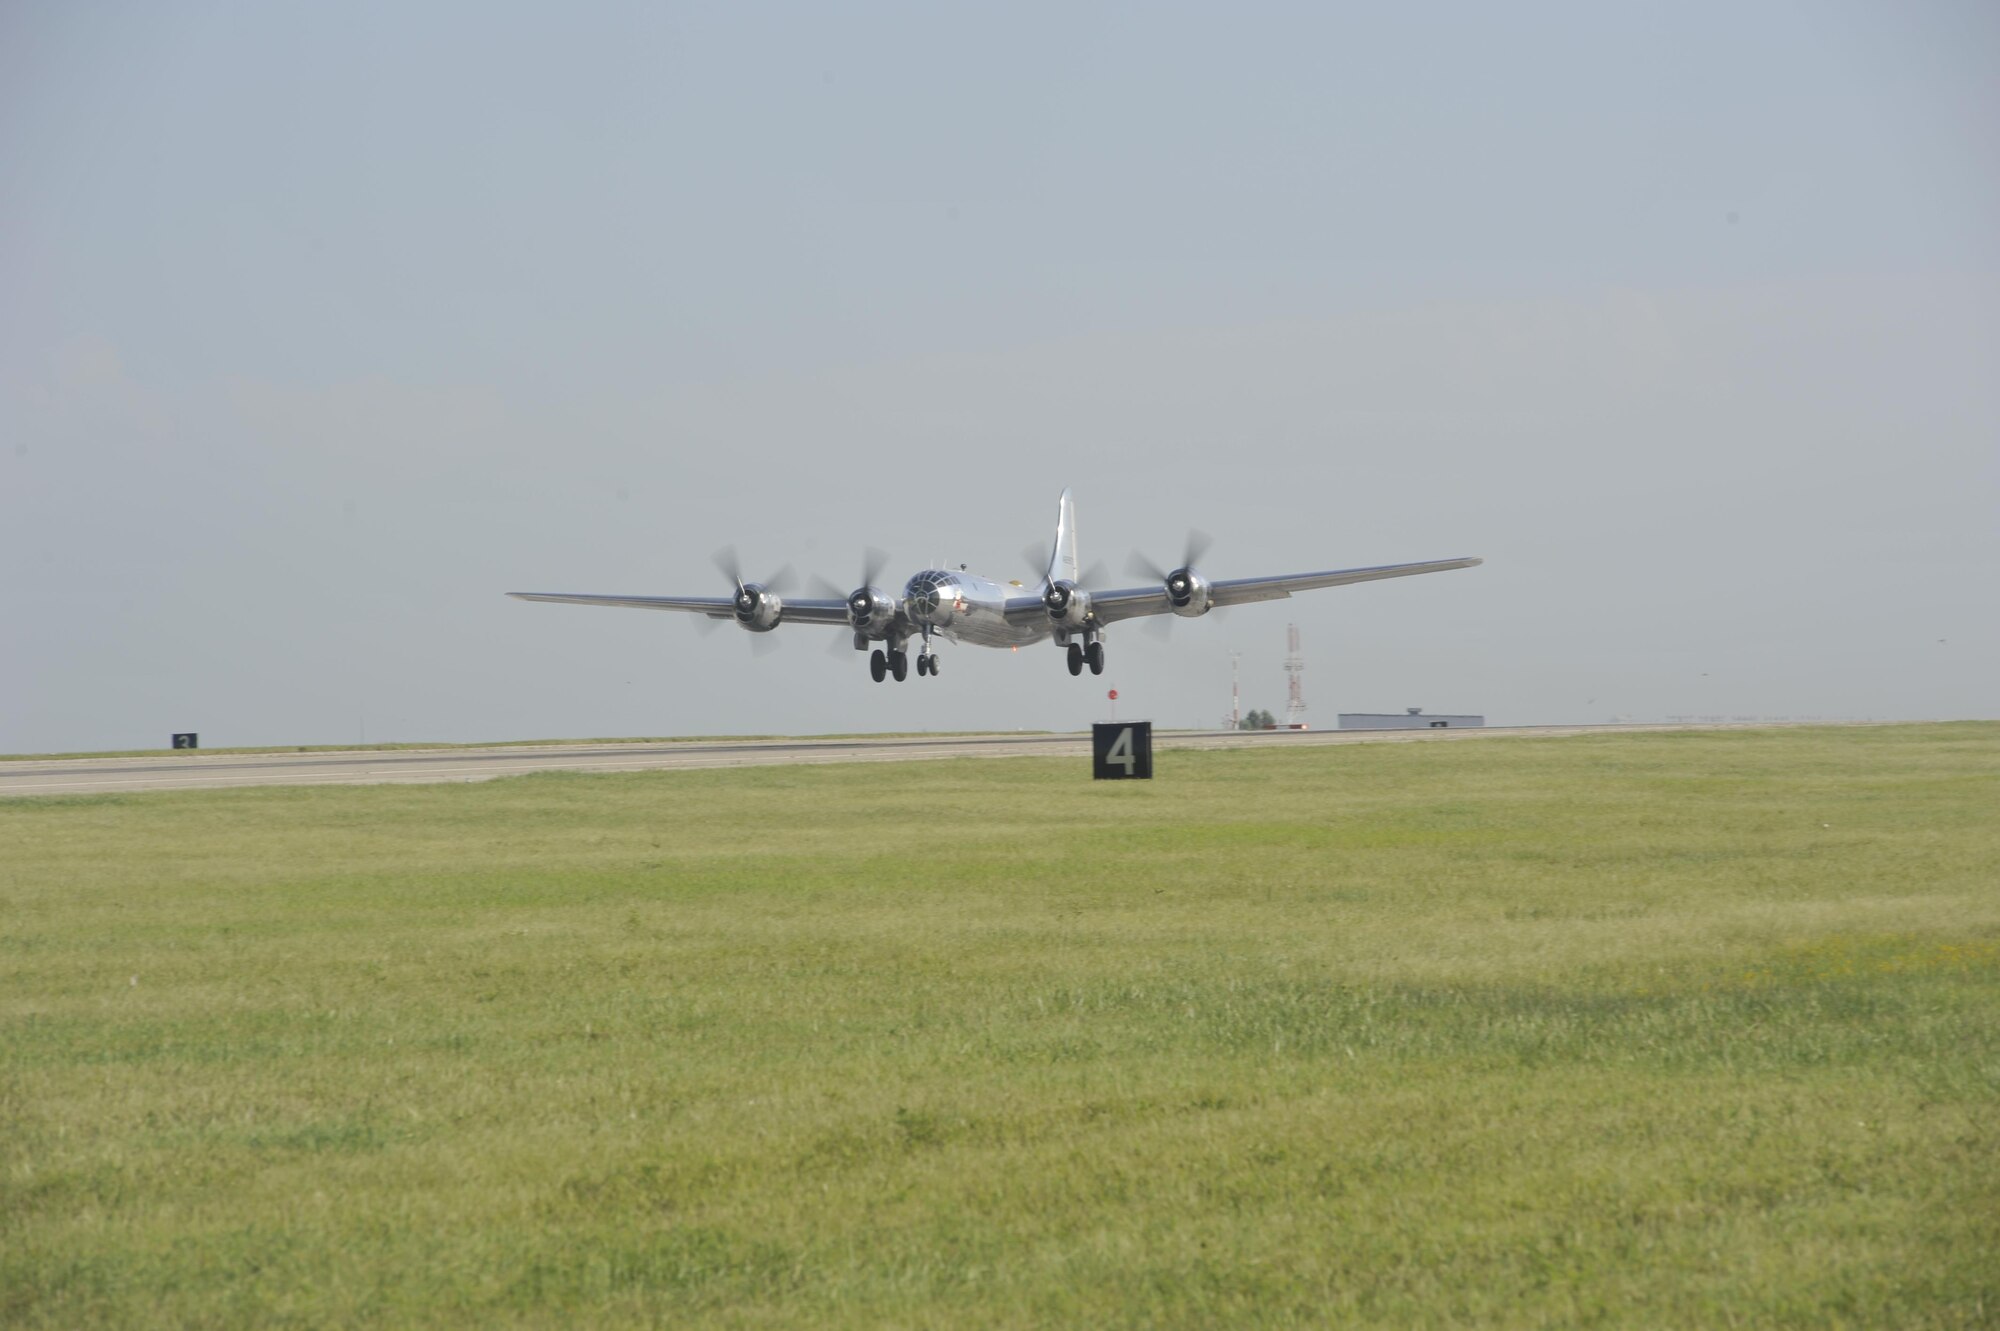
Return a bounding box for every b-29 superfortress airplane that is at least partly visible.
[509,490,1481,684]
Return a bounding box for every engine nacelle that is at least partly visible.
[732,582,784,632]
[1043,579,1092,628]
[846,585,897,637]
[1165,567,1212,618]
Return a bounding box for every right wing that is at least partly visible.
[505,592,852,625]
[1084,557,1483,626]
[1206,556,1484,607]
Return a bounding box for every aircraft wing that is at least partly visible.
[1001,595,1051,625]
[1086,557,1484,627]
[505,591,852,625]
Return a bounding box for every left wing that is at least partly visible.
[1043,557,1483,627]
[505,591,852,625]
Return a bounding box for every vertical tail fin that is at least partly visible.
[1044,488,1079,588]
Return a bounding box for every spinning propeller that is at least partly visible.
[1127,528,1213,591]
[809,547,896,652]
[712,545,795,653]
[1128,529,1216,636]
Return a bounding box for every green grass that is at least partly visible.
[3,723,1996,1328]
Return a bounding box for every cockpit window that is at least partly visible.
[904,570,954,616]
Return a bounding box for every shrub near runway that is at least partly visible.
[2,723,1996,1327]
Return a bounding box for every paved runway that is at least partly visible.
[0,722,1865,797]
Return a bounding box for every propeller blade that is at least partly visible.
[712,544,744,590]
[1129,529,1212,583]
[1140,615,1173,641]
[860,546,889,588]
[1078,559,1109,588]
[808,573,846,601]
[763,564,796,595]
[750,632,782,658]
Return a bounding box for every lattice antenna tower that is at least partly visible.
[1283,623,1306,726]
[1228,650,1242,730]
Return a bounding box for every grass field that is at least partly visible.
[3,723,1996,1327]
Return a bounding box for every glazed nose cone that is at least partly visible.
[903,570,960,625]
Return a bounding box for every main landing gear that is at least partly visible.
[869,647,940,683]
[1065,638,1105,676]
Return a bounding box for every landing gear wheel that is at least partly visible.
[869,648,887,683]
[890,649,909,682]
[915,653,930,677]
[1086,641,1105,676]
[927,654,940,677]
[1066,643,1084,676]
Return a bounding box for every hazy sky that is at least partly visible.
[3,1,1995,752]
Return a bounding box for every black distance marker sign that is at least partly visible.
[1092,721,1153,780]
[171,733,199,750]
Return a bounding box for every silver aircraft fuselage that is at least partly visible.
[901,569,1047,648]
